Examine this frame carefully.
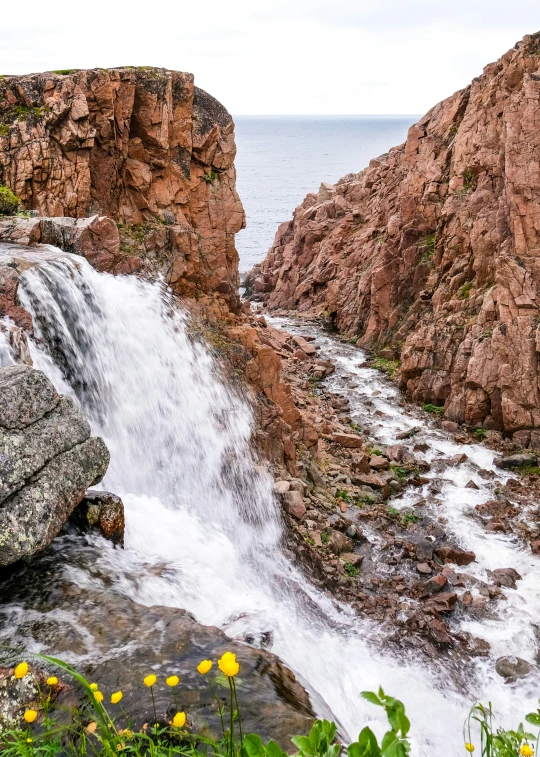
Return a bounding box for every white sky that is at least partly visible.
[1,1,539,114]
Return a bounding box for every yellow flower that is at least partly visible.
[465,745,475,753]
[23,710,37,723]
[94,691,104,703]
[166,675,179,687]
[90,683,99,692]
[14,662,29,679]
[144,674,157,688]
[27,738,33,743]
[172,712,186,728]
[218,652,239,678]
[521,746,534,757]
[111,691,123,704]
[197,660,212,675]
[47,676,58,686]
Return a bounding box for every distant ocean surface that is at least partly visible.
[233,116,419,273]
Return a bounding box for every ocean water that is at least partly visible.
[233,115,419,272]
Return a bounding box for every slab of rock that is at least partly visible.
[281,490,306,520]
[369,454,389,470]
[434,545,476,566]
[351,471,387,489]
[0,365,109,566]
[332,432,364,448]
[494,454,538,469]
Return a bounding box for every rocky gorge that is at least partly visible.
[0,49,539,752]
[249,32,540,441]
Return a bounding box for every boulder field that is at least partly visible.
[248,32,540,439]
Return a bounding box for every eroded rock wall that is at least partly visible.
[0,67,245,311]
[251,32,540,435]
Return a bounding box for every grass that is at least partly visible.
[0,124,9,136]
[422,403,444,415]
[335,490,351,503]
[401,512,419,526]
[460,281,474,299]
[2,657,540,757]
[463,169,475,191]
[355,494,374,507]
[202,171,217,183]
[520,465,540,477]
[343,561,359,577]
[320,531,329,544]
[53,69,79,75]
[418,233,437,263]
[372,357,400,381]
[389,464,409,480]
[474,428,487,440]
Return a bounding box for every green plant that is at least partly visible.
[372,357,400,381]
[520,465,540,477]
[463,169,475,191]
[53,69,79,75]
[418,233,437,263]
[320,531,329,544]
[355,495,374,507]
[422,403,444,415]
[389,465,409,479]
[400,512,418,526]
[460,281,474,299]
[464,701,539,756]
[343,562,359,577]
[335,490,351,503]
[475,428,487,440]
[385,506,399,518]
[0,123,9,136]
[348,689,411,757]
[203,170,217,183]
[0,185,20,215]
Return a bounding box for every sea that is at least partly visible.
[233,115,419,273]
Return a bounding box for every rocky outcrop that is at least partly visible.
[0,67,245,312]
[250,32,540,435]
[0,364,109,566]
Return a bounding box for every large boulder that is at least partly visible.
[0,365,109,566]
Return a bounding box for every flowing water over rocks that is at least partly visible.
[0,247,538,754]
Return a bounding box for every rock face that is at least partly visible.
[0,67,245,311]
[0,364,109,566]
[251,33,540,435]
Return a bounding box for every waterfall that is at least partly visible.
[2,246,536,755]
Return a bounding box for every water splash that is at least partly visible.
[1,247,536,755]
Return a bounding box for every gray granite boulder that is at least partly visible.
[0,365,110,566]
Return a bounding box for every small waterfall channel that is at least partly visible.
[0,245,538,755]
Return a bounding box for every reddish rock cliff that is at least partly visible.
[0,67,244,311]
[250,33,540,438]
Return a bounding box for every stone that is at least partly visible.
[488,568,522,589]
[328,531,353,554]
[0,365,109,566]
[250,33,540,436]
[274,480,291,495]
[423,574,447,593]
[435,545,476,566]
[416,539,434,561]
[465,479,480,490]
[350,471,386,488]
[395,427,421,440]
[495,656,534,680]
[341,552,363,567]
[494,454,538,470]
[449,453,468,465]
[369,454,389,470]
[69,490,125,546]
[351,452,370,473]
[385,445,404,462]
[332,432,364,448]
[281,490,306,520]
[416,562,432,574]
[441,421,459,433]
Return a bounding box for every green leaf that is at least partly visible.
[291,735,315,757]
[362,691,383,707]
[266,740,289,757]
[244,734,266,757]
[526,713,540,728]
[348,727,381,757]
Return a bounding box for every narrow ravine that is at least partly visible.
[0,248,538,755]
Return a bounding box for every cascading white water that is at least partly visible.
[3,247,538,755]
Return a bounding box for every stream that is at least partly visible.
[0,247,538,755]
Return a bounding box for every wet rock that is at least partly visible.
[69,490,125,546]
[435,545,476,566]
[0,365,109,567]
[385,445,404,462]
[449,453,468,465]
[427,618,454,646]
[495,656,534,680]
[282,491,306,520]
[441,421,459,433]
[351,452,370,473]
[423,574,448,594]
[460,634,490,657]
[345,525,357,538]
[488,568,522,590]
[427,592,458,613]
[531,540,540,554]
[416,539,435,561]
[416,562,432,575]
[395,426,421,440]
[494,454,538,469]
[351,471,386,488]
[341,552,363,567]
[332,432,364,448]
[465,480,480,490]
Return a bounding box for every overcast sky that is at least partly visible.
[2,1,538,114]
